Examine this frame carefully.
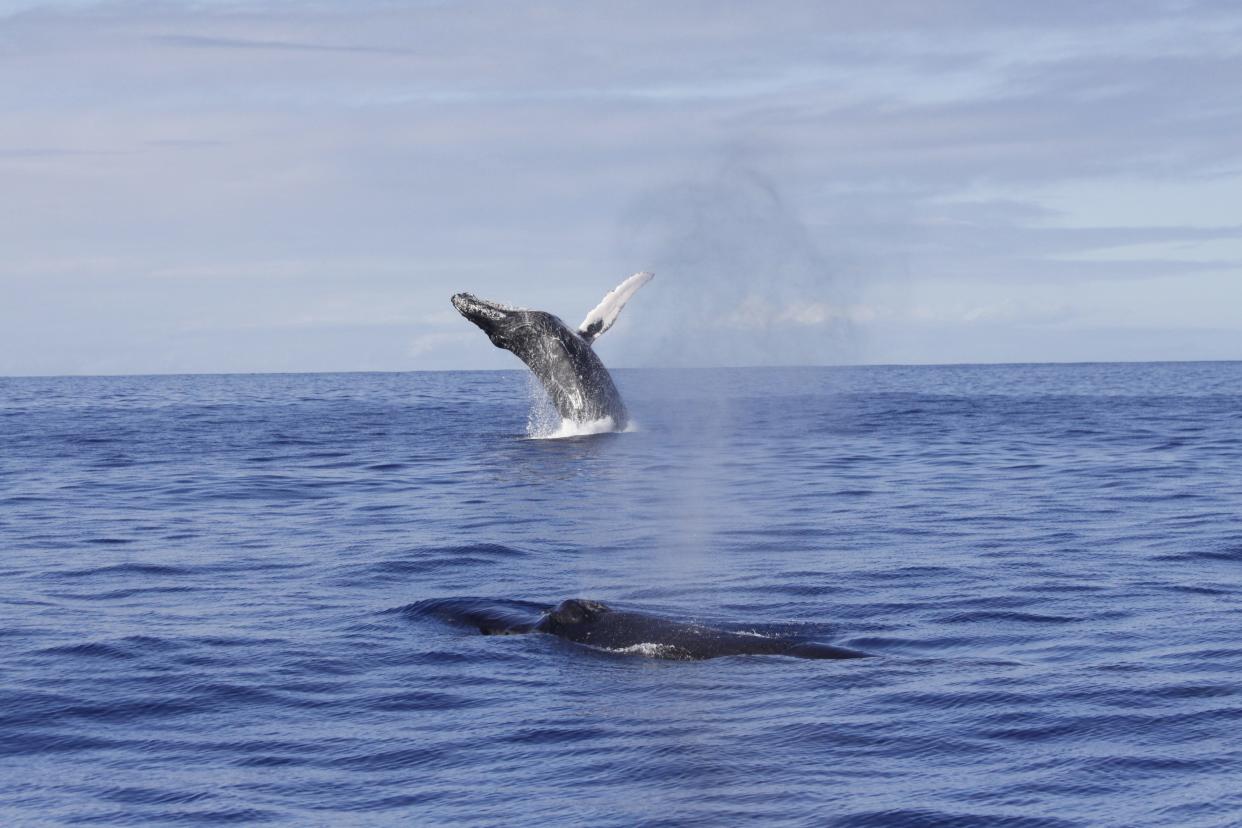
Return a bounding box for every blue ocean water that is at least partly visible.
[2,363,1241,826]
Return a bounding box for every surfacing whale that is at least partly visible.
[411,597,870,661]
[531,599,869,660]
[451,272,653,430]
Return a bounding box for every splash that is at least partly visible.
[534,416,614,440]
[529,415,637,440]
[524,373,637,439]
[607,642,693,659]
[524,373,561,437]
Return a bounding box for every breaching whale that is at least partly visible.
[451,272,653,430]
[410,597,870,661]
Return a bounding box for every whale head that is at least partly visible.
[450,292,532,349]
[538,599,611,633]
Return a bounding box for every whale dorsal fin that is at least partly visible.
[577,271,653,344]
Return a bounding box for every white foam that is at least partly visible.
[608,642,691,659]
[523,375,640,439]
[530,416,619,440]
[530,416,642,440]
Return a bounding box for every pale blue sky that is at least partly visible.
[2,0,1240,375]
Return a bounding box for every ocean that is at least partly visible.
[2,362,1241,826]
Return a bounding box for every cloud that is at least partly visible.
[2,1,1241,373]
[149,33,414,56]
[721,298,878,330]
[406,330,475,358]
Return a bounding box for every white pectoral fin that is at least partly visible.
[576,271,654,344]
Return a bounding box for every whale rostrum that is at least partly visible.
[451,272,653,429]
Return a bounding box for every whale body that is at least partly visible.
[451,272,652,429]
[532,599,870,660]
[409,597,869,661]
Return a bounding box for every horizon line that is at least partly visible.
[3,357,1240,381]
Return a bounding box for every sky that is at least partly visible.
[2,0,1241,375]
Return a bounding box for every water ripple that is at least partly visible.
[2,365,1241,825]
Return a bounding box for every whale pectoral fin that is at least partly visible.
[577,271,653,344]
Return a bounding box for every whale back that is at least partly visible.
[535,599,870,660]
